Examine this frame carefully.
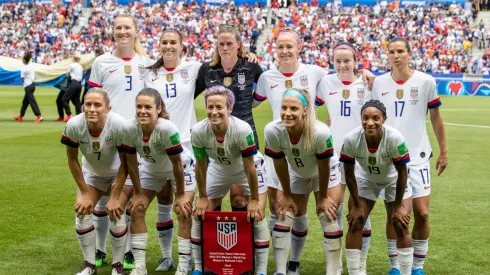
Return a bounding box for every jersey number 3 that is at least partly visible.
[126,76,132,91]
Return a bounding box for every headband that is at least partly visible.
[277,31,301,46]
[361,101,387,117]
[334,44,357,59]
[283,90,308,107]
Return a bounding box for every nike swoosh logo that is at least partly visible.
[329,92,337,95]
[329,177,336,181]
[382,92,389,96]
[210,80,217,83]
[424,186,430,189]
[271,84,278,89]
[152,77,159,82]
[109,69,117,73]
[258,185,264,188]
[185,182,192,186]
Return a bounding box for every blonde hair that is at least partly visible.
[284,88,316,154]
[114,14,148,56]
[85,88,110,106]
[210,25,246,66]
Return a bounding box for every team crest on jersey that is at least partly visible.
[143,146,151,155]
[396,89,404,99]
[410,87,418,99]
[357,88,365,99]
[138,64,145,76]
[368,157,376,165]
[124,65,132,74]
[285,80,293,89]
[217,147,225,156]
[342,89,350,99]
[238,73,246,85]
[300,75,308,87]
[105,135,113,146]
[224,77,232,87]
[292,148,300,157]
[381,152,390,163]
[181,69,189,79]
[166,74,173,82]
[217,222,238,250]
[92,142,100,152]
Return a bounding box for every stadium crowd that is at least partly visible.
[1,0,489,74]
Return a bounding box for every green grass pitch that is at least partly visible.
[0,86,489,274]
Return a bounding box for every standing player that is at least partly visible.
[14,51,44,123]
[316,42,372,274]
[252,29,328,274]
[63,52,84,121]
[107,88,193,275]
[372,37,448,275]
[190,86,269,275]
[340,100,413,275]
[144,29,201,273]
[264,88,342,275]
[88,14,154,270]
[61,88,128,275]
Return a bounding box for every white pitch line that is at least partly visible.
[426,121,490,129]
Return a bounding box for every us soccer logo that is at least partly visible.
[357,88,365,99]
[300,75,308,87]
[181,69,189,79]
[217,222,238,250]
[410,87,418,99]
[238,73,246,85]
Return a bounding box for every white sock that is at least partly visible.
[412,239,428,270]
[346,249,361,275]
[191,219,202,272]
[157,203,174,259]
[254,219,270,274]
[131,233,148,268]
[125,210,132,253]
[337,203,345,271]
[93,196,109,253]
[361,216,372,271]
[398,247,414,275]
[272,212,294,274]
[76,215,96,265]
[110,217,128,264]
[177,237,192,272]
[320,213,341,275]
[269,212,277,233]
[290,214,308,262]
[387,239,399,269]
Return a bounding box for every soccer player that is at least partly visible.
[14,51,44,123]
[372,37,448,275]
[60,88,128,275]
[63,52,84,121]
[340,100,413,275]
[190,86,269,275]
[144,29,201,273]
[194,24,264,230]
[316,42,372,274]
[107,88,193,275]
[264,88,342,275]
[88,14,154,269]
[252,29,328,274]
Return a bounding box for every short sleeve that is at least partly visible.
[315,75,328,107]
[60,120,80,148]
[20,67,26,78]
[253,74,267,102]
[264,123,285,159]
[371,78,381,100]
[391,133,410,165]
[314,127,334,159]
[191,126,207,159]
[339,136,356,164]
[194,63,208,99]
[88,58,102,88]
[426,77,441,109]
[239,126,257,158]
[111,115,126,152]
[161,121,183,156]
[121,123,137,154]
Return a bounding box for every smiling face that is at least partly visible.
[280,96,307,129]
[136,95,161,126]
[84,93,111,124]
[276,34,300,65]
[206,94,231,126]
[334,48,356,78]
[113,16,137,49]
[361,107,386,138]
[388,41,412,70]
[160,32,182,62]
[217,32,240,61]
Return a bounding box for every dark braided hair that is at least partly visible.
[361,99,387,117]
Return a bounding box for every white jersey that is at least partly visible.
[88,53,154,119]
[144,61,202,146]
[21,64,34,87]
[191,116,257,175]
[68,62,84,82]
[61,112,125,177]
[264,119,338,179]
[372,70,441,165]
[122,118,183,174]
[339,125,410,183]
[254,64,327,119]
[316,74,371,154]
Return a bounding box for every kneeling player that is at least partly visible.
[190,86,269,275]
[264,88,342,275]
[340,100,413,275]
[61,88,127,275]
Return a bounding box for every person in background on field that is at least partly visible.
[14,51,44,123]
[63,52,84,122]
[81,48,104,105]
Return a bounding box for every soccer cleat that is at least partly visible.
[55,117,64,121]
[128,266,147,275]
[112,262,125,275]
[191,271,202,275]
[411,269,426,275]
[95,250,107,268]
[13,116,23,122]
[388,268,401,275]
[76,261,97,275]
[35,115,44,123]
[123,251,135,270]
[63,114,73,122]
[287,261,300,275]
[155,257,175,271]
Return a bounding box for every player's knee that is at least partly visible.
[415,209,429,224]
[348,219,364,233]
[231,196,247,210]
[132,204,146,218]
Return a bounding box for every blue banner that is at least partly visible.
[437,80,490,96]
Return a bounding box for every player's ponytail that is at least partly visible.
[137,88,170,120]
[283,88,316,155]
